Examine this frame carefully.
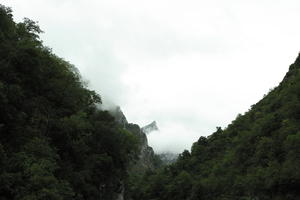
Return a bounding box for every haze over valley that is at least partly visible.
[3,0,300,153]
[1,2,300,199]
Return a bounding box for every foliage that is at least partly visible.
[2,4,300,200]
[0,5,139,200]
[129,54,300,199]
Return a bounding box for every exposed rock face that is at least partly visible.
[142,121,159,134]
[109,106,157,171]
[125,123,157,171]
[108,106,159,199]
[109,106,128,127]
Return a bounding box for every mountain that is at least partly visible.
[109,106,128,127]
[109,106,160,171]
[0,5,142,200]
[128,54,300,200]
[108,106,162,199]
[142,121,159,134]
[2,4,300,200]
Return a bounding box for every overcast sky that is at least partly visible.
[3,0,300,153]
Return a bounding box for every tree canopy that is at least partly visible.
[0,5,140,200]
[1,4,300,200]
[127,55,300,199]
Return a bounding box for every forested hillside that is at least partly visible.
[128,54,300,200]
[1,4,300,200]
[0,5,142,199]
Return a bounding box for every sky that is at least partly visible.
[2,0,300,153]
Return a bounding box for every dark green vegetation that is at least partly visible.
[1,4,300,200]
[129,54,300,200]
[0,5,142,199]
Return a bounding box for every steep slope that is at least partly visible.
[109,106,161,172]
[141,121,178,165]
[109,106,128,127]
[0,5,140,200]
[130,54,300,200]
[108,106,162,200]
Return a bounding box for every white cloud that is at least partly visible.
[2,0,300,153]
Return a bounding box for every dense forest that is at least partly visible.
[1,4,300,200]
[0,5,144,199]
[127,56,300,199]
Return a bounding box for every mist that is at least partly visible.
[3,0,300,153]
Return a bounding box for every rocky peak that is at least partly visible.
[142,121,159,134]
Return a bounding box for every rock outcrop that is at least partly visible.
[109,107,158,171]
[108,106,161,199]
[109,106,128,127]
[142,121,159,134]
